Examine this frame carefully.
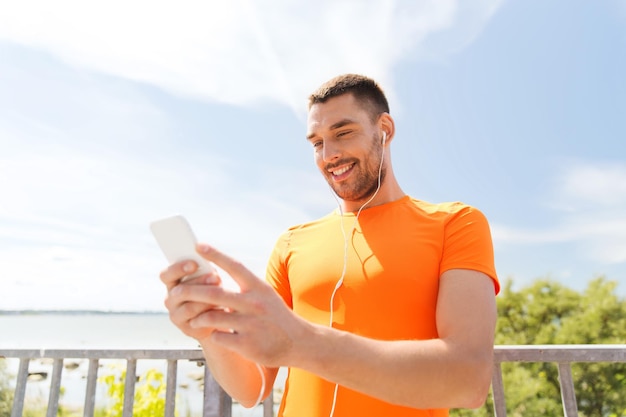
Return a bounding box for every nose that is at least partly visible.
[322,140,340,163]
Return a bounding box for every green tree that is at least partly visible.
[451,276,626,417]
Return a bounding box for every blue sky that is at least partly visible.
[1,0,625,311]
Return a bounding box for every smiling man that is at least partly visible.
[306,90,392,207]
[161,74,500,417]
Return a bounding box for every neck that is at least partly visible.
[340,175,405,213]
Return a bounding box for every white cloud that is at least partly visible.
[0,143,326,310]
[0,0,502,114]
[0,0,506,310]
[556,162,626,207]
[551,161,626,264]
[492,161,626,265]
[0,43,336,311]
[0,77,314,311]
[490,224,577,244]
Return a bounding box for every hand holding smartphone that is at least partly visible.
[150,215,217,281]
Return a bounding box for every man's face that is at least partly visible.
[306,94,385,204]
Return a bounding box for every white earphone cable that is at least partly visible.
[327,135,386,417]
[253,362,266,408]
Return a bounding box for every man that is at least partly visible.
[161,74,499,417]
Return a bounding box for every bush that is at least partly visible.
[97,365,170,417]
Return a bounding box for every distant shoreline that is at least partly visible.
[0,310,168,316]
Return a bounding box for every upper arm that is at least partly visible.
[437,269,497,352]
[433,269,497,407]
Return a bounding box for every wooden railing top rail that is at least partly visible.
[494,344,626,362]
[0,348,205,360]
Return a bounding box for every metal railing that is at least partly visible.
[0,348,273,417]
[1,345,625,417]
[491,344,626,417]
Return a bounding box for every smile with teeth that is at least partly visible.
[330,163,354,179]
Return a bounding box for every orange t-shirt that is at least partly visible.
[265,196,499,417]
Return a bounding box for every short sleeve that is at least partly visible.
[265,230,294,308]
[440,205,499,294]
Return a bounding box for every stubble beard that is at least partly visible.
[326,139,385,205]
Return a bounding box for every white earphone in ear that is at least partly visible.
[382,131,387,145]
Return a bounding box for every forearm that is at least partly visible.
[200,337,277,408]
[290,322,493,409]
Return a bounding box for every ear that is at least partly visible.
[379,113,395,145]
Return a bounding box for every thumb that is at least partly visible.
[196,243,260,291]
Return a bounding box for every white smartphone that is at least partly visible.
[150,215,216,281]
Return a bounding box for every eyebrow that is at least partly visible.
[306,118,356,141]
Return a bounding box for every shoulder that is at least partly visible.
[404,197,488,223]
[273,211,338,247]
[408,197,477,214]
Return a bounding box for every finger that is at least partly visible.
[160,261,219,291]
[182,272,221,287]
[160,260,197,288]
[165,301,221,341]
[166,299,209,326]
[209,328,272,366]
[196,244,261,291]
[170,282,249,313]
[164,283,226,323]
[189,308,244,332]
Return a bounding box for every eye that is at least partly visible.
[336,130,351,138]
[312,140,323,149]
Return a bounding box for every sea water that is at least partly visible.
[0,313,197,349]
[0,312,282,416]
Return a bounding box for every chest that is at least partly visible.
[285,215,444,338]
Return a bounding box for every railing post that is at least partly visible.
[263,394,274,417]
[165,359,178,417]
[491,361,507,417]
[83,358,99,417]
[203,362,232,417]
[557,362,579,417]
[11,358,29,417]
[46,358,64,417]
[122,358,137,417]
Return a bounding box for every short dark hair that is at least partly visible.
[308,74,390,121]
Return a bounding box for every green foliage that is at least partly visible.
[0,362,80,417]
[98,365,171,417]
[451,276,626,417]
[0,361,177,417]
[0,359,14,417]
